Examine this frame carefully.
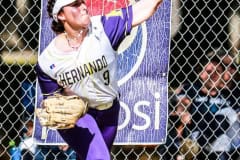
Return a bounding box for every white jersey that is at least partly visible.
[37,8,133,107]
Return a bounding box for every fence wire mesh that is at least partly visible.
[0,0,239,159]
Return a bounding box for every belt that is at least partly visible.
[95,102,113,110]
[95,98,118,110]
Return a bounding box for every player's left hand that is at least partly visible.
[36,94,88,129]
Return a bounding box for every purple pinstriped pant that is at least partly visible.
[58,99,120,160]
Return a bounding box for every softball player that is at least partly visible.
[37,0,163,159]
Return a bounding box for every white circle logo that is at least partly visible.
[117,23,147,86]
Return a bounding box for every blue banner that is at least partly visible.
[33,0,171,145]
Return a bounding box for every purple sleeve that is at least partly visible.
[36,63,61,98]
[101,6,133,50]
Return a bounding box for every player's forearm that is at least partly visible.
[132,0,163,27]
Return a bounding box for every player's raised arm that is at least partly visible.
[132,0,163,27]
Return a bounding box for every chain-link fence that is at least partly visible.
[0,0,239,159]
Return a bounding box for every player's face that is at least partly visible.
[60,0,90,29]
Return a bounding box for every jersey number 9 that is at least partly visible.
[103,70,110,85]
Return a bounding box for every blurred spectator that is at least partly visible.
[206,49,239,90]
[158,96,198,160]
[35,145,76,160]
[19,120,37,160]
[18,120,76,160]
[211,49,240,160]
[176,49,238,160]
[8,140,21,160]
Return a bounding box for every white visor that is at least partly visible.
[52,0,76,22]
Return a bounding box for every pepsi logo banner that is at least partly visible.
[34,0,171,145]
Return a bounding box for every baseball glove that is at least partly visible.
[36,94,88,129]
